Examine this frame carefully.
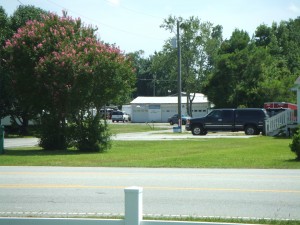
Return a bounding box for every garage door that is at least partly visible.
[148,105,161,122]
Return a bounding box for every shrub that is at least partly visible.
[38,114,69,150]
[289,127,300,161]
[69,112,111,152]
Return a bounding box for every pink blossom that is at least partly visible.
[5,40,12,47]
[14,33,21,39]
[39,57,45,64]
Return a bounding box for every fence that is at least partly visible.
[0,186,258,225]
[265,109,297,136]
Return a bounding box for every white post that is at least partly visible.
[124,186,143,225]
[285,110,289,136]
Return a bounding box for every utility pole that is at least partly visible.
[177,20,182,132]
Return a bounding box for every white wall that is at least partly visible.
[1,116,36,126]
[131,105,149,123]
[190,103,210,118]
[122,105,132,116]
[148,105,162,122]
[131,102,210,123]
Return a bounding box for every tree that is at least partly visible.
[150,50,178,96]
[254,19,298,104]
[4,13,135,151]
[203,17,299,108]
[0,5,47,135]
[202,29,252,107]
[0,6,11,45]
[127,50,154,97]
[10,5,47,32]
[0,6,12,121]
[159,16,223,116]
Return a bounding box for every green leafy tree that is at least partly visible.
[127,50,154,97]
[0,5,47,134]
[203,20,298,108]
[150,50,177,96]
[10,5,47,32]
[159,16,222,116]
[4,13,135,151]
[0,6,11,45]
[254,20,298,104]
[0,6,12,121]
[203,29,253,107]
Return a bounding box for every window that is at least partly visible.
[222,110,233,120]
[209,110,221,118]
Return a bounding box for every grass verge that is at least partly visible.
[145,216,300,225]
[1,136,299,168]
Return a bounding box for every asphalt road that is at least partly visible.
[0,166,299,220]
[3,138,39,148]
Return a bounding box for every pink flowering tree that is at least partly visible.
[4,13,135,151]
[1,6,47,135]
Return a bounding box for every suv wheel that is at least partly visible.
[192,126,206,135]
[245,125,257,135]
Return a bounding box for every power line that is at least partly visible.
[45,0,165,41]
[103,0,163,20]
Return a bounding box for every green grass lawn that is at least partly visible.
[1,136,299,168]
[152,217,300,225]
[1,126,299,225]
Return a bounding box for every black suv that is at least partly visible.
[185,108,269,135]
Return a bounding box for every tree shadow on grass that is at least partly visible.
[3,148,102,156]
[284,158,300,163]
[271,136,292,140]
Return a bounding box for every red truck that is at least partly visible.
[264,102,297,117]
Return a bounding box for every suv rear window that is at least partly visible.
[112,111,123,115]
[235,109,265,119]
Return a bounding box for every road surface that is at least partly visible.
[0,166,299,220]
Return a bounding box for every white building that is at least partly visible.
[130,93,212,123]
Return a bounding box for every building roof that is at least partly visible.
[130,93,209,104]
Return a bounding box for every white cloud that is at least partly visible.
[289,3,300,13]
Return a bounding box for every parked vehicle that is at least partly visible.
[185,108,269,135]
[100,108,114,119]
[111,111,130,123]
[168,114,191,125]
[264,102,297,117]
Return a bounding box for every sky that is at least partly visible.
[0,0,299,57]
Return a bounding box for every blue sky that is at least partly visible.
[1,0,299,56]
